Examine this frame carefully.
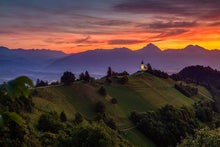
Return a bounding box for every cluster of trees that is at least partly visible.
[130,105,199,146]
[175,83,198,97]
[171,65,220,113]
[131,102,220,146]
[36,79,49,87]
[170,74,198,84]
[148,69,169,79]
[79,71,93,82]
[193,101,215,123]
[178,127,220,147]
[117,76,129,84]
[36,109,130,146]
[107,67,129,78]
[36,79,60,87]
[105,67,129,84]
[95,101,117,130]
[177,65,220,90]
[61,71,94,85]
[145,63,169,79]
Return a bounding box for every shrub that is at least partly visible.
[106,118,117,130]
[37,112,64,133]
[105,77,112,84]
[95,101,106,113]
[148,69,169,79]
[111,98,118,104]
[98,86,107,96]
[117,76,128,84]
[60,111,67,122]
[178,127,220,147]
[75,112,83,124]
[40,132,57,146]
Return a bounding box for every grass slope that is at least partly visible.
[30,72,213,146]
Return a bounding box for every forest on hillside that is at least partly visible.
[0,66,220,147]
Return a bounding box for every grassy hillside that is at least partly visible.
[30,72,213,146]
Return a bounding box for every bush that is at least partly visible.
[40,132,57,146]
[117,76,128,84]
[178,127,220,147]
[75,112,83,124]
[148,69,169,79]
[98,86,107,96]
[60,111,67,122]
[111,98,118,104]
[95,101,106,113]
[37,112,64,133]
[106,118,117,130]
[105,77,112,84]
[112,71,129,77]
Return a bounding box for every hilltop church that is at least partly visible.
[141,60,146,71]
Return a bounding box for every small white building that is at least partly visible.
[141,61,146,71]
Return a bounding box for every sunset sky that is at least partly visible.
[0,0,220,53]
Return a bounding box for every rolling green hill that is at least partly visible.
[29,71,213,147]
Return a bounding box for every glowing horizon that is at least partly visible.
[0,0,220,53]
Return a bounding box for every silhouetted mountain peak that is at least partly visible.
[183,45,206,53]
[146,43,159,48]
[0,46,9,50]
[0,46,11,55]
[137,43,161,53]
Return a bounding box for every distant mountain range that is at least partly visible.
[1,43,220,83]
[0,46,66,82]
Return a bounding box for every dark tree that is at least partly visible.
[36,79,40,87]
[60,111,67,122]
[107,67,112,77]
[111,98,118,104]
[117,76,129,84]
[84,71,90,82]
[36,79,48,87]
[98,86,107,96]
[106,118,117,130]
[105,76,112,84]
[147,63,152,71]
[37,112,63,133]
[75,112,83,124]
[95,101,106,113]
[50,81,59,86]
[61,71,75,85]
[79,72,85,81]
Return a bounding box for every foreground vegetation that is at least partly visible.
[0,65,220,146]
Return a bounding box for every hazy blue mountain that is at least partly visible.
[1,44,220,83]
[135,43,162,54]
[0,46,67,83]
[48,44,220,77]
